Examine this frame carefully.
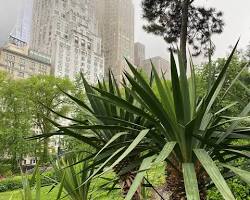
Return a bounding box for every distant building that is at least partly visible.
[10,0,33,44]
[0,36,51,79]
[94,0,134,82]
[31,0,104,83]
[134,42,145,67]
[141,56,171,79]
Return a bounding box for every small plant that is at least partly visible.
[20,164,41,200]
[52,154,94,200]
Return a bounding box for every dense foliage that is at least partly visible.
[0,73,74,172]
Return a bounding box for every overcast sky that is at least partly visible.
[134,0,250,61]
[1,0,250,61]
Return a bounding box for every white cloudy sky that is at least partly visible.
[134,0,250,60]
[1,0,250,61]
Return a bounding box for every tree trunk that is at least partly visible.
[180,0,190,71]
[11,152,18,172]
[164,165,207,200]
[42,138,49,163]
[113,157,142,200]
[120,172,141,200]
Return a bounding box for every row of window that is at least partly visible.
[5,60,48,75]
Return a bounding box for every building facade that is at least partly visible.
[0,36,51,79]
[94,0,134,82]
[31,0,104,83]
[134,42,145,67]
[141,56,171,80]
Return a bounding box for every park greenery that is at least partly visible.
[0,1,250,200]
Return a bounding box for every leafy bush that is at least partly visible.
[0,164,12,177]
[208,178,250,200]
[0,170,56,192]
[0,176,23,192]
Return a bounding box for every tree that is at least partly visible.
[197,52,250,116]
[0,74,36,171]
[141,0,224,67]
[245,42,250,61]
[23,75,74,162]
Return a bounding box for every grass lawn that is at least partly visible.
[0,165,165,200]
[0,185,124,200]
[0,186,60,200]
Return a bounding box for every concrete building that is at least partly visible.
[0,36,51,79]
[31,0,104,83]
[141,56,171,80]
[134,42,145,67]
[94,0,134,82]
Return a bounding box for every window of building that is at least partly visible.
[75,36,79,45]
[20,58,25,65]
[18,72,25,78]
[81,39,85,48]
[20,64,25,71]
[87,43,91,50]
[7,54,15,61]
[7,61,14,68]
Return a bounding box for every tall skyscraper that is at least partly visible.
[134,42,145,67]
[31,0,104,83]
[10,0,33,43]
[94,0,134,82]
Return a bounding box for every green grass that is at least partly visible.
[0,164,165,200]
[0,186,60,200]
[0,185,123,200]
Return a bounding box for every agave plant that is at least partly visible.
[31,72,156,199]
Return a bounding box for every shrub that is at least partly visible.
[208,178,250,200]
[0,164,12,177]
[0,170,56,192]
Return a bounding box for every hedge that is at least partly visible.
[0,171,56,193]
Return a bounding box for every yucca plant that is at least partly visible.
[20,164,41,200]
[31,42,250,199]
[31,72,156,199]
[72,42,249,200]
[52,154,94,200]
